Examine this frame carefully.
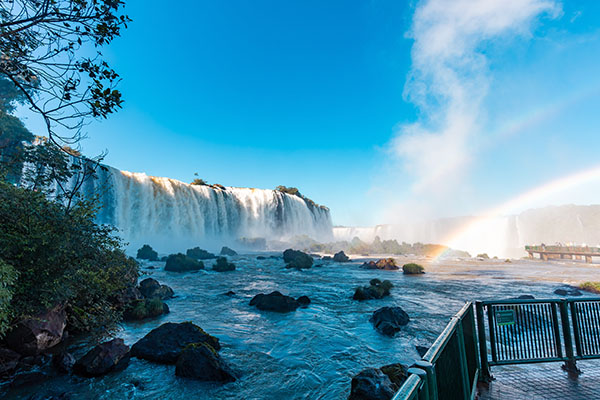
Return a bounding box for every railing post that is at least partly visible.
[559,299,580,374]
[475,301,492,382]
[407,368,429,400]
[414,360,437,400]
[456,322,471,400]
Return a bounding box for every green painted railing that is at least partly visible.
[394,297,600,399]
[394,302,480,400]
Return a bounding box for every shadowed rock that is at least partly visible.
[186,247,216,260]
[361,258,399,270]
[175,343,236,382]
[165,253,204,272]
[131,322,220,364]
[370,306,410,336]
[138,278,174,299]
[220,246,237,256]
[333,251,349,262]
[250,291,304,313]
[353,279,393,301]
[283,249,313,269]
[6,304,66,356]
[348,368,396,400]
[213,257,236,272]
[73,338,130,377]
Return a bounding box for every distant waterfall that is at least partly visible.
[79,166,333,252]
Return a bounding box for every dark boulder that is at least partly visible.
[256,256,267,260]
[0,348,21,376]
[131,322,220,364]
[361,258,399,270]
[402,263,424,275]
[213,257,236,272]
[348,368,396,400]
[322,256,332,261]
[123,298,169,321]
[186,247,216,260]
[138,278,174,300]
[370,307,410,336]
[136,244,158,261]
[73,338,130,377]
[6,304,67,356]
[283,249,313,269]
[165,253,204,272]
[554,287,583,297]
[380,363,410,388]
[220,246,237,256]
[175,343,236,382]
[222,291,236,296]
[250,291,301,313]
[353,279,393,301]
[26,392,71,400]
[297,296,311,307]
[113,286,144,307]
[52,351,76,373]
[333,251,349,262]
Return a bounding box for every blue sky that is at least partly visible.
[17,0,600,226]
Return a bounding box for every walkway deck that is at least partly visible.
[477,361,600,400]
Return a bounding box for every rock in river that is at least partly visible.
[250,291,308,313]
[5,304,67,356]
[353,279,393,301]
[283,249,313,269]
[165,253,204,272]
[138,277,174,299]
[175,343,236,382]
[333,251,349,262]
[213,257,236,272]
[131,322,220,364]
[73,338,130,377]
[348,368,396,400]
[361,258,399,270]
[370,306,410,336]
[220,246,238,256]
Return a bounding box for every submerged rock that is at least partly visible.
[186,247,216,260]
[0,348,21,376]
[283,249,313,269]
[402,263,424,275]
[250,291,304,313]
[370,306,410,336]
[348,368,396,400]
[10,371,51,388]
[52,351,76,373]
[333,251,349,262]
[554,286,582,297]
[256,256,267,260]
[138,278,174,300]
[5,304,67,356]
[222,291,236,296]
[123,298,169,321]
[136,244,158,261]
[361,258,399,270]
[297,296,311,307]
[213,257,236,272]
[165,253,204,272]
[175,343,236,382]
[220,246,238,256]
[353,279,393,301]
[380,363,410,388]
[73,338,130,377]
[131,322,220,364]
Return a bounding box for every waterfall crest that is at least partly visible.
[81,166,332,252]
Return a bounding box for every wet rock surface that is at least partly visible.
[370,306,410,336]
[73,338,130,377]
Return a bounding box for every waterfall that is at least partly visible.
[78,166,333,253]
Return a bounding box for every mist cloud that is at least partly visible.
[393,0,561,196]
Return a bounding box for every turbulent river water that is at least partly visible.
[4,255,582,400]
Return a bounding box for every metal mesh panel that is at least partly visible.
[489,303,560,363]
[573,301,600,357]
[435,332,467,400]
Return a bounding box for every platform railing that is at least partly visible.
[393,297,600,400]
[393,302,480,400]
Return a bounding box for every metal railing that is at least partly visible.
[393,302,480,400]
[393,297,600,400]
[525,245,600,254]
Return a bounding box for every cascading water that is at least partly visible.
[78,165,333,252]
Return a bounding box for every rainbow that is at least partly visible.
[432,164,600,260]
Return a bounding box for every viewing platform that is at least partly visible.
[525,245,600,263]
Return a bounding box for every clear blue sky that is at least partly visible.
[18,0,600,226]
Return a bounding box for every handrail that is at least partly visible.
[422,302,471,363]
[391,374,422,400]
